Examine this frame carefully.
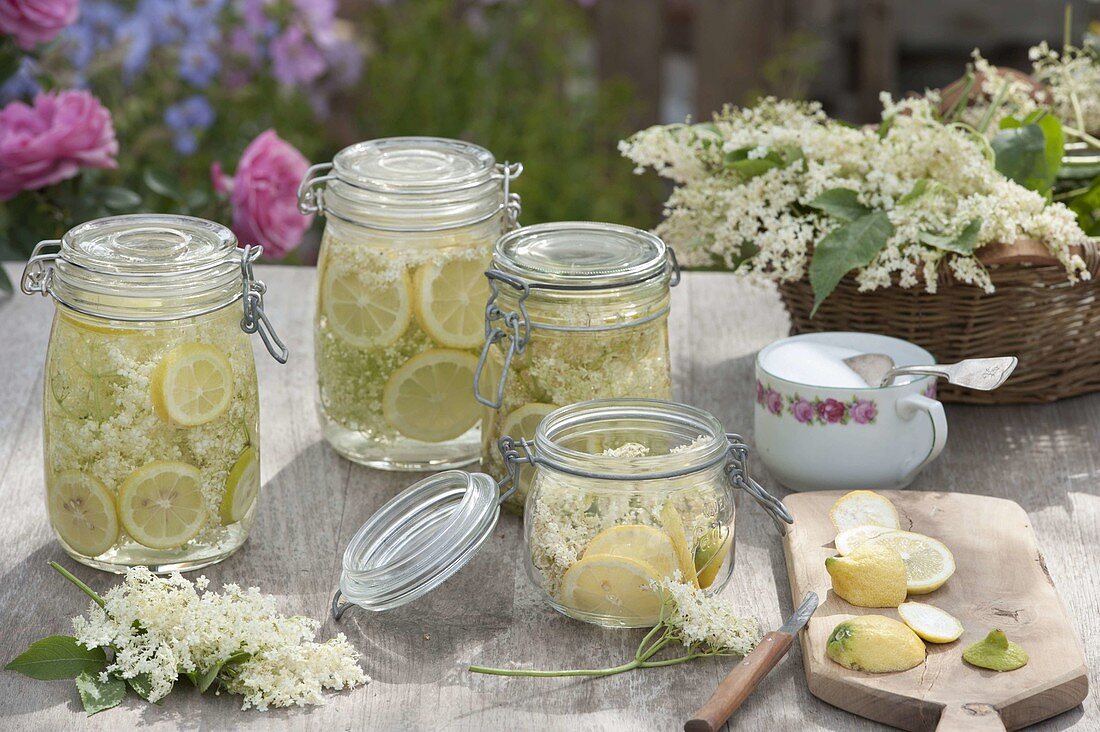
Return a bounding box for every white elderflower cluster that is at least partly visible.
[72,568,368,710]
[656,574,763,656]
[1030,41,1100,134]
[948,51,1045,131]
[620,96,1089,296]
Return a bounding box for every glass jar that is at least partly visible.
[475,222,678,512]
[20,214,287,573]
[328,399,792,628]
[298,137,522,470]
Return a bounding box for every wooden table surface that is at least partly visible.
[0,264,1095,731]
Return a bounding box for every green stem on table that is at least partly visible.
[468,650,705,679]
[49,561,106,608]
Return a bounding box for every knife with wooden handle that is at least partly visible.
[684,592,819,732]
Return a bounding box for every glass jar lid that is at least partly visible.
[334,470,501,616]
[334,137,496,194]
[493,222,670,290]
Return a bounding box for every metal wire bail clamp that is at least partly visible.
[240,245,289,363]
[20,239,62,296]
[496,161,524,231]
[473,270,532,409]
[297,162,335,216]
[725,433,793,534]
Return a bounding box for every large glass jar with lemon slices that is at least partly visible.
[298,137,521,470]
[520,400,792,628]
[475,223,677,513]
[20,215,287,573]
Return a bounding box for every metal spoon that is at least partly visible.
[843,354,1018,390]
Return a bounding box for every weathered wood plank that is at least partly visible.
[0,264,1094,730]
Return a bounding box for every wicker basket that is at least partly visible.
[776,239,1100,404]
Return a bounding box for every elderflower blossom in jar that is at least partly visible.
[475,222,678,513]
[299,137,521,470]
[20,215,287,572]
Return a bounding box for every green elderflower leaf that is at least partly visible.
[5,636,106,681]
[75,671,126,716]
[809,212,895,314]
[807,188,872,222]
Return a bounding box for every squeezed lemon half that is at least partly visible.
[151,343,233,427]
[381,349,480,442]
[322,265,412,348]
[829,490,901,533]
[117,461,207,549]
[220,447,260,525]
[48,470,119,557]
[413,258,489,349]
[560,553,664,624]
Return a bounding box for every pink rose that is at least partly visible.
[791,397,813,423]
[755,380,765,405]
[213,129,312,259]
[0,0,78,50]
[0,90,118,201]
[850,399,877,424]
[816,398,847,424]
[766,389,783,416]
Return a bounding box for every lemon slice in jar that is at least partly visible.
[382,349,481,442]
[582,524,680,578]
[660,503,700,587]
[47,471,119,557]
[219,447,260,525]
[150,343,234,427]
[560,554,664,624]
[117,461,207,549]
[414,258,490,349]
[322,265,412,348]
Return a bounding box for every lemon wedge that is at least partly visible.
[560,553,664,625]
[381,348,480,442]
[47,470,119,557]
[151,343,233,427]
[864,530,956,594]
[829,490,901,533]
[898,601,964,643]
[322,265,412,348]
[219,447,260,524]
[582,524,680,578]
[413,258,489,349]
[117,461,207,549]
[835,525,893,555]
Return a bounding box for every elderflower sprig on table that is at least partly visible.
[4,563,368,715]
[469,575,761,679]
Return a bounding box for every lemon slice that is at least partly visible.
[582,524,680,578]
[47,471,119,557]
[694,526,732,589]
[500,402,557,441]
[560,553,664,624]
[382,349,481,442]
[829,490,901,533]
[660,502,700,587]
[151,343,233,427]
[864,530,956,594]
[220,447,260,524]
[835,525,894,555]
[413,258,489,349]
[898,601,964,643]
[322,265,412,348]
[117,461,207,549]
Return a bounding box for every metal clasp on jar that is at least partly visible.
[240,245,289,363]
[725,434,793,533]
[296,162,336,216]
[19,239,62,296]
[495,161,524,232]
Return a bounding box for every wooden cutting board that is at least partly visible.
[781,490,1088,731]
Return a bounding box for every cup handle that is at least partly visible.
[895,394,948,482]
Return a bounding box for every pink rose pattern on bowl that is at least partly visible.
[756,380,878,426]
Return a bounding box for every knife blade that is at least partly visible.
[684,592,819,732]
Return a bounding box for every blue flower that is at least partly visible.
[0,58,41,104]
[136,0,186,46]
[164,95,216,155]
[118,16,155,80]
[178,30,221,87]
[179,0,227,33]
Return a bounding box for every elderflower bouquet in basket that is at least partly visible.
[620,94,1100,405]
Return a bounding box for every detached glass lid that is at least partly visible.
[333,470,502,618]
[493,221,670,289]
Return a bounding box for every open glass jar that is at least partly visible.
[299,137,522,471]
[330,399,791,629]
[476,223,678,513]
[20,214,287,573]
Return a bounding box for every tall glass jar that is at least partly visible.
[298,137,522,470]
[20,214,287,573]
[475,222,678,512]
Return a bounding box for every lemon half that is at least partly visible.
[829,490,901,533]
[151,343,233,427]
[117,461,207,549]
[381,349,480,442]
[322,266,412,348]
[48,470,119,557]
[413,258,489,349]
